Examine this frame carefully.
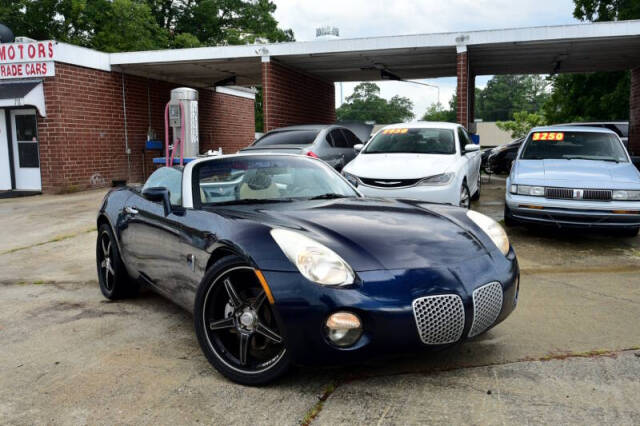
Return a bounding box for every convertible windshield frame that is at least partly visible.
[363,128,457,155]
[190,155,360,209]
[520,130,629,163]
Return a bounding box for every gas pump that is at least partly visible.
[164,88,199,166]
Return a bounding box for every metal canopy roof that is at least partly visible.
[108,20,640,87]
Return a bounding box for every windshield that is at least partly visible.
[520,131,628,162]
[195,155,359,205]
[364,128,456,154]
[252,130,319,146]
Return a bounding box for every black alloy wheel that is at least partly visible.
[194,256,290,385]
[471,172,481,201]
[96,224,138,299]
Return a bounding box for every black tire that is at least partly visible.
[96,223,139,300]
[618,227,639,237]
[503,205,516,227]
[460,181,471,209]
[194,256,291,385]
[471,173,481,201]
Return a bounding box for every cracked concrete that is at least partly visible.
[0,179,639,425]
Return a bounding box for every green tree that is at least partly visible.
[496,111,547,139]
[542,0,639,124]
[421,95,457,122]
[336,82,414,124]
[475,75,550,121]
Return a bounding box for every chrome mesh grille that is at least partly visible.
[469,282,503,338]
[412,294,465,345]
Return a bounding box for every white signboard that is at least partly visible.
[0,41,55,80]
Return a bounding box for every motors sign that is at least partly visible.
[0,41,55,79]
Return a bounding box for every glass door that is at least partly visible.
[11,109,41,191]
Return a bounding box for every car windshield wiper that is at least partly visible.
[306,193,352,200]
[210,198,295,206]
[563,155,620,163]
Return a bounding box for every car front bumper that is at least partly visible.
[356,182,460,205]
[506,193,640,228]
[261,249,519,366]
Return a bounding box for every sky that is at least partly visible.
[272,0,580,119]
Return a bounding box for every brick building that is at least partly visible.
[2,20,640,194]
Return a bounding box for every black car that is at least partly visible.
[487,138,524,174]
[241,124,363,171]
[96,153,518,385]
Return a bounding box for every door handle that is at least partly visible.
[124,206,139,215]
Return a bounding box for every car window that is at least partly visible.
[363,128,456,155]
[457,128,468,153]
[195,155,358,205]
[142,167,183,205]
[329,129,349,148]
[252,130,319,146]
[521,131,628,162]
[341,129,361,148]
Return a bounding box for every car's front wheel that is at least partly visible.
[194,256,290,385]
[471,172,481,201]
[459,181,471,209]
[96,224,138,300]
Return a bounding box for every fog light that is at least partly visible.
[324,312,362,347]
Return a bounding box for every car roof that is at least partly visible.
[266,124,334,132]
[530,125,618,134]
[382,121,460,130]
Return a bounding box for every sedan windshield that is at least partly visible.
[196,155,358,205]
[252,130,318,146]
[364,128,456,154]
[520,131,628,162]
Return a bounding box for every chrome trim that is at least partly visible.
[469,282,503,338]
[412,294,465,345]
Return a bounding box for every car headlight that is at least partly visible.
[612,190,640,201]
[510,184,544,196]
[466,210,510,256]
[270,229,355,286]
[419,172,454,186]
[342,171,359,187]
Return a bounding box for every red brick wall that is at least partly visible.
[456,51,471,129]
[37,62,255,193]
[261,59,335,132]
[630,68,640,156]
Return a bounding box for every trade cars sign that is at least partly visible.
[0,41,55,79]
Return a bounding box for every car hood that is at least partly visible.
[216,198,490,271]
[344,153,457,179]
[514,159,640,188]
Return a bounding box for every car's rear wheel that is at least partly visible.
[460,181,471,209]
[471,173,481,201]
[194,256,290,385]
[96,224,138,300]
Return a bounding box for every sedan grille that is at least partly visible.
[545,187,612,201]
[468,282,503,338]
[360,177,421,188]
[412,294,465,345]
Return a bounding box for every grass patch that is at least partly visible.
[301,382,338,426]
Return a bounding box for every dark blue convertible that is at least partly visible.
[96,153,519,385]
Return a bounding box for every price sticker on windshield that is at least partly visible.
[532,132,564,141]
[382,128,409,135]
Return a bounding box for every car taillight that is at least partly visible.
[306,151,319,158]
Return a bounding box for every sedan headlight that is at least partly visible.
[612,190,640,201]
[510,184,544,196]
[419,172,454,186]
[270,229,355,286]
[466,210,510,256]
[342,171,359,187]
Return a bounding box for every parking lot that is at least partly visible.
[1,178,639,425]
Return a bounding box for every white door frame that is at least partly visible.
[0,110,11,190]
[10,108,41,191]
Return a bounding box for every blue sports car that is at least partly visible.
[97,153,519,385]
[505,126,640,236]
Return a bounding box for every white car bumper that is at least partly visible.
[357,182,460,205]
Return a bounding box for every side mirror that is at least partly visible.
[354,144,364,153]
[464,144,480,153]
[142,186,172,216]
